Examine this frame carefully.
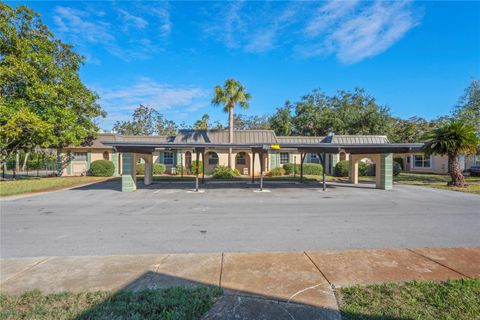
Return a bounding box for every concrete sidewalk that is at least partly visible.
[1,247,479,319]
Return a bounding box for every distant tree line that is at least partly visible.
[113,80,479,143]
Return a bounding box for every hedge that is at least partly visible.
[394,157,404,170]
[90,160,115,177]
[393,161,402,177]
[267,167,286,177]
[191,161,203,174]
[283,163,323,175]
[212,165,240,179]
[135,163,166,175]
[335,160,349,177]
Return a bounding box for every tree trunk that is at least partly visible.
[15,151,20,172]
[22,151,30,171]
[448,153,466,187]
[228,106,234,169]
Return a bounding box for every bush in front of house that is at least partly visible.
[153,163,166,175]
[191,161,203,174]
[394,157,404,170]
[335,160,349,177]
[267,167,286,176]
[359,162,370,176]
[136,164,145,175]
[136,163,166,175]
[283,163,300,175]
[393,161,402,177]
[212,165,240,179]
[90,160,115,177]
[283,163,323,175]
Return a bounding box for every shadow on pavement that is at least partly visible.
[70,271,406,320]
[71,178,380,193]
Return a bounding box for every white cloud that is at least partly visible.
[203,1,420,64]
[53,4,171,63]
[97,78,208,122]
[118,9,148,30]
[312,1,420,64]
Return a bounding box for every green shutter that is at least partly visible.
[159,151,164,164]
[269,151,277,169]
[306,153,312,163]
[288,153,293,163]
[87,151,92,170]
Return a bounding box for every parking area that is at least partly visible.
[1,180,479,258]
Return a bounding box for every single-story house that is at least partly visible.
[58,129,478,192]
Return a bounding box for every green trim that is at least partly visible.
[380,153,393,190]
[86,151,92,170]
[122,152,136,192]
[269,151,277,169]
[159,152,164,164]
[331,154,339,176]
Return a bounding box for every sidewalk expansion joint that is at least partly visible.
[406,248,471,279]
[303,251,334,288]
[2,257,52,285]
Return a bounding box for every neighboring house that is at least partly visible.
[394,153,479,174]
[58,129,479,177]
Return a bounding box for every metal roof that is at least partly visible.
[331,135,389,144]
[83,131,424,154]
[173,129,277,144]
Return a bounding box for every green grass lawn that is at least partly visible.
[337,278,480,320]
[0,287,222,320]
[395,173,480,195]
[0,176,113,197]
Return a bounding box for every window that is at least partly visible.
[103,151,109,160]
[208,152,219,165]
[164,152,174,165]
[310,153,320,163]
[413,154,431,168]
[73,152,87,161]
[475,155,480,165]
[236,153,246,165]
[280,152,289,164]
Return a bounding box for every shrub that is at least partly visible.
[136,163,166,175]
[283,163,300,175]
[175,164,187,175]
[335,160,349,177]
[303,163,323,175]
[394,157,404,170]
[359,162,369,176]
[212,165,240,179]
[393,161,402,177]
[153,163,166,175]
[267,167,286,177]
[283,163,323,175]
[136,164,145,175]
[90,160,115,177]
[191,161,203,174]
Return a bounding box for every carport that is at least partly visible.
[101,138,424,193]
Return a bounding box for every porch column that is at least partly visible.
[378,153,393,190]
[122,152,137,192]
[144,154,153,186]
[349,155,359,184]
[111,151,119,176]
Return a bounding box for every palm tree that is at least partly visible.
[212,79,251,168]
[423,120,479,187]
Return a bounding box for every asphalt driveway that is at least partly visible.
[1,180,479,258]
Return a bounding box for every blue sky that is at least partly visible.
[13,1,480,131]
